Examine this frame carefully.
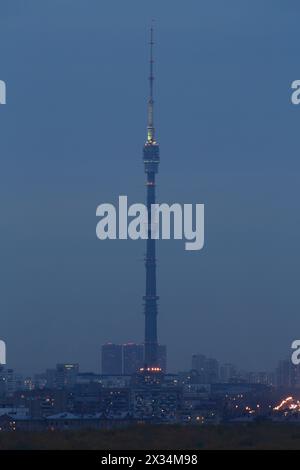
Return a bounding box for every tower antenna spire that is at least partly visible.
[147,20,155,143]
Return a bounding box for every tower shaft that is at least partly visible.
[144,172,158,366]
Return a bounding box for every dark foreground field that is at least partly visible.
[1,423,300,450]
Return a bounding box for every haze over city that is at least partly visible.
[0,0,299,376]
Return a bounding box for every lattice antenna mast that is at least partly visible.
[147,22,155,143]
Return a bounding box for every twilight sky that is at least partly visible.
[0,0,300,375]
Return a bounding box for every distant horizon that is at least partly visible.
[2,348,288,378]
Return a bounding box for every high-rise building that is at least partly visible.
[192,354,207,382]
[143,24,160,368]
[46,369,57,389]
[0,367,18,397]
[14,389,68,418]
[33,373,47,390]
[56,363,79,389]
[220,363,237,383]
[101,342,167,375]
[276,359,298,388]
[206,358,219,383]
[101,343,122,375]
[239,370,274,386]
[191,354,218,383]
[157,344,167,373]
[131,386,181,421]
[123,343,144,375]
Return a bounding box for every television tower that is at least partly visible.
[143,23,160,369]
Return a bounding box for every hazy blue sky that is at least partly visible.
[0,0,300,375]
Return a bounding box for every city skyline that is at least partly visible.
[1,349,295,389]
